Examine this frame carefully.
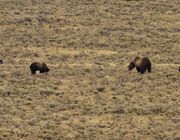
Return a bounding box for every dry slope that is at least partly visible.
[0,0,180,139]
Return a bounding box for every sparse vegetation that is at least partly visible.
[0,0,180,139]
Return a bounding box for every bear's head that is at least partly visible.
[128,61,136,70]
[42,63,50,72]
[128,56,141,71]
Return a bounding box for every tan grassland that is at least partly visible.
[0,0,180,139]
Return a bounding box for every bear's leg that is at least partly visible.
[40,69,45,73]
[140,67,146,74]
[31,70,36,74]
[141,70,146,74]
[148,65,151,72]
[136,67,141,73]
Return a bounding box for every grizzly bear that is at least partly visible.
[30,62,49,74]
[128,56,151,74]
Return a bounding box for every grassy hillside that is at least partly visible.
[0,0,180,139]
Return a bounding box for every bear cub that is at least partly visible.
[30,62,49,74]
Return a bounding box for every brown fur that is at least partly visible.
[128,56,151,74]
[0,59,3,64]
[30,62,49,74]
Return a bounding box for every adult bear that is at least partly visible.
[30,62,49,74]
[128,56,151,74]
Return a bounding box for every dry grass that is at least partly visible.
[0,0,180,139]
